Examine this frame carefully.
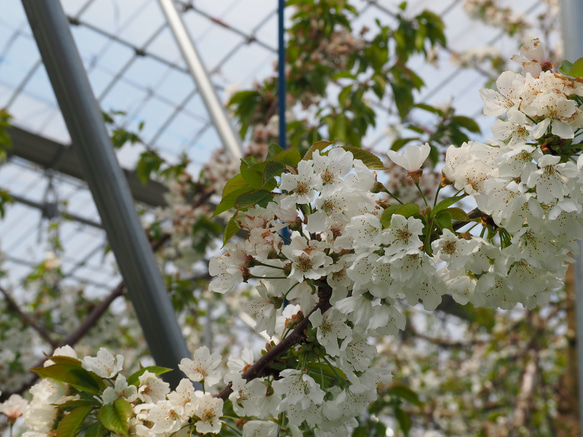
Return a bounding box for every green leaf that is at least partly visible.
[407,125,425,135]
[305,361,347,388]
[341,146,385,170]
[126,366,173,386]
[136,150,164,184]
[414,103,443,115]
[270,148,302,167]
[338,85,352,107]
[84,422,105,437]
[435,210,453,231]
[241,161,267,189]
[57,406,94,437]
[221,174,248,198]
[331,71,356,80]
[45,355,83,366]
[59,398,102,409]
[31,363,104,395]
[395,406,412,436]
[213,174,251,217]
[0,190,14,218]
[418,10,446,47]
[387,383,423,406]
[380,204,402,228]
[415,23,426,52]
[446,207,470,221]
[102,111,114,124]
[234,190,273,209]
[223,212,241,247]
[111,128,142,150]
[262,161,285,187]
[228,90,261,138]
[372,74,386,99]
[373,421,387,436]
[213,187,252,217]
[391,83,414,119]
[569,58,583,77]
[303,141,334,160]
[452,116,481,133]
[396,202,420,218]
[327,113,347,142]
[560,60,573,75]
[266,143,285,160]
[432,195,465,216]
[240,156,259,170]
[381,203,421,226]
[98,399,132,437]
[227,89,261,105]
[391,137,419,152]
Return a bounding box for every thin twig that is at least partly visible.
[452,207,483,231]
[217,284,333,400]
[408,324,483,349]
[0,285,57,348]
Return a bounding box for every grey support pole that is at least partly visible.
[560,0,583,433]
[21,0,190,387]
[157,0,243,159]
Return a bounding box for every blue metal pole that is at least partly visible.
[278,0,286,150]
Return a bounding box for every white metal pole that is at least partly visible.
[157,0,243,159]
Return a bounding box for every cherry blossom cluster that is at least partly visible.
[206,37,583,432]
[443,38,583,308]
[6,38,582,436]
[463,0,530,36]
[4,341,390,436]
[4,346,227,436]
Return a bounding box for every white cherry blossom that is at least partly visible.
[309,308,352,356]
[387,142,431,172]
[81,347,124,379]
[192,392,223,434]
[179,346,222,387]
[479,70,524,116]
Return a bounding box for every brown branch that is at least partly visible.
[0,285,56,348]
[408,323,482,349]
[217,283,333,400]
[512,349,539,430]
[452,207,483,231]
[0,282,126,402]
[58,282,125,348]
[191,187,216,211]
[555,262,580,437]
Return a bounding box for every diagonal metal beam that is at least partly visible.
[157,0,243,159]
[21,0,190,387]
[6,125,168,208]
